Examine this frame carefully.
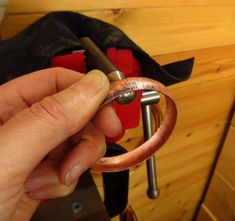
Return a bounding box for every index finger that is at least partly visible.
[1,67,83,106]
[0,68,122,137]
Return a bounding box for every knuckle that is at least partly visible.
[30,96,68,123]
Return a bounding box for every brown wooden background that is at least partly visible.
[1,1,235,220]
[197,112,235,220]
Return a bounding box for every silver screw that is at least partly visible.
[116,91,137,104]
[72,201,83,213]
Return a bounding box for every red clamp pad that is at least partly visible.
[51,48,142,142]
[51,51,87,73]
[106,48,142,142]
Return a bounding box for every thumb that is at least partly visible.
[0,70,109,179]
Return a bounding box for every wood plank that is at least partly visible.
[232,111,235,127]
[1,1,234,220]
[92,45,235,221]
[94,155,216,221]
[6,0,235,13]
[154,44,235,79]
[124,75,234,220]
[2,6,235,55]
[216,126,235,187]
[197,205,217,221]
[204,173,235,221]
[118,70,235,153]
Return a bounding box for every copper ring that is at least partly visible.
[92,77,177,172]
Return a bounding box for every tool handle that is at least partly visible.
[79,37,125,81]
[142,102,160,199]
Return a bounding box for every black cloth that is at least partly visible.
[0,11,193,85]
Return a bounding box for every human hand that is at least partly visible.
[0,68,122,221]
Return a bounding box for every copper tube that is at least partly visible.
[92,77,177,172]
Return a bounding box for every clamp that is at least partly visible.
[51,37,177,199]
[79,37,164,199]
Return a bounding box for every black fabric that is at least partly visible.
[102,143,129,218]
[0,11,193,85]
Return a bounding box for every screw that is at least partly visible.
[72,201,83,213]
[116,91,137,104]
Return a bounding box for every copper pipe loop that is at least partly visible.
[92,77,177,172]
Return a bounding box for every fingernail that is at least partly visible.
[72,70,108,99]
[28,190,46,200]
[25,177,43,191]
[64,165,86,186]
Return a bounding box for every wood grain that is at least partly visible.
[203,173,235,221]
[117,44,235,151]
[231,112,235,127]
[155,44,235,78]
[216,126,235,187]
[197,205,217,221]
[6,0,235,13]
[115,75,234,220]
[196,112,235,220]
[2,6,235,55]
[1,1,235,220]
[92,45,235,221]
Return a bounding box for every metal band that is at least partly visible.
[92,77,177,172]
[106,70,125,82]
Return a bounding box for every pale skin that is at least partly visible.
[0,68,122,221]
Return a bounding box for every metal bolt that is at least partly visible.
[72,201,83,213]
[141,91,160,199]
[79,37,137,105]
[116,91,137,104]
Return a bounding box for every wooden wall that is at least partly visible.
[196,112,235,221]
[1,1,235,220]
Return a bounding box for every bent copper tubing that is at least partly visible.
[92,77,177,172]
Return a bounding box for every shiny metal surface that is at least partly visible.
[141,91,160,105]
[107,70,125,82]
[116,91,137,105]
[146,156,160,199]
[142,104,160,199]
[79,37,121,77]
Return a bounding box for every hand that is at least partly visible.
[0,68,122,221]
